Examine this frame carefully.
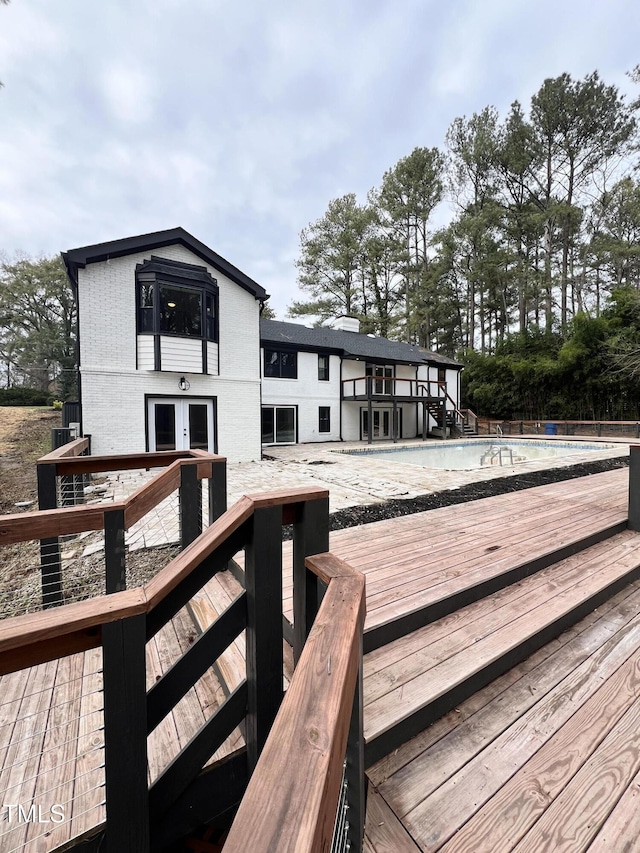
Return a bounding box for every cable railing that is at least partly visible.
[0,448,224,617]
[0,480,366,853]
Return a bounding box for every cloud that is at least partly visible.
[1,0,639,316]
[100,65,156,125]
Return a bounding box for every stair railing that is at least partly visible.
[0,486,366,853]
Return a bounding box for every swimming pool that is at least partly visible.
[343,439,616,471]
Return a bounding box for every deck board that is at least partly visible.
[265,467,629,632]
[375,582,640,852]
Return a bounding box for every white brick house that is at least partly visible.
[260,317,463,445]
[63,228,267,462]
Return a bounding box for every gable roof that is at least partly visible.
[62,227,268,301]
[260,319,462,368]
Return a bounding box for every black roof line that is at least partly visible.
[61,227,268,301]
[259,319,463,368]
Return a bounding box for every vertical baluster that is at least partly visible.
[102,613,149,851]
[180,462,202,548]
[105,507,126,593]
[292,496,330,664]
[628,446,640,531]
[245,504,284,771]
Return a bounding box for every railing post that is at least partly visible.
[180,463,202,548]
[346,634,365,852]
[293,496,330,664]
[367,379,373,445]
[37,460,63,608]
[102,613,149,851]
[629,446,640,531]
[245,505,284,771]
[208,458,227,525]
[105,507,127,593]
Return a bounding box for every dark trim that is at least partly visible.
[292,497,329,663]
[364,556,640,767]
[62,227,268,300]
[363,519,628,654]
[339,358,343,440]
[180,463,202,548]
[102,614,149,850]
[105,507,126,594]
[202,337,208,374]
[153,333,161,371]
[244,506,284,770]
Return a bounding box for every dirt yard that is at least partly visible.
[0,406,61,513]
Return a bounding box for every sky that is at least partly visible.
[1,0,639,317]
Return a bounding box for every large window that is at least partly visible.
[262,406,296,444]
[264,348,297,379]
[160,285,202,336]
[136,256,218,342]
[318,354,330,381]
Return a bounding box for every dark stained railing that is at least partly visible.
[0,481,366,853]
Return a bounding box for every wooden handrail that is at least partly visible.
[0,457,216,546]
[37,436,90,461]
[0,487,330,674]
[51,449,225,477]
[224,552,365,853]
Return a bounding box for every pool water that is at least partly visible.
[344,439,615,471]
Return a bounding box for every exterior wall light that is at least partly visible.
[178,376,190,391]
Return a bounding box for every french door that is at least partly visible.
[148,398,215,452]
[361,408,402,440]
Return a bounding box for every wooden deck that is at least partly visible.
[278,467,629,650]
[366,577,640,852]
[1,465,638,851]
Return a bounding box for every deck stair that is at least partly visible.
[363,528,640,766]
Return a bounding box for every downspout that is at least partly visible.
[339,356,343,440]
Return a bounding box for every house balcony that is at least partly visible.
[341,375,446,404]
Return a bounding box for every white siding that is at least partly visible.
[207,342,219,376]
[160,336,203,373]
[77,243,261,462]
[137,337,154,371]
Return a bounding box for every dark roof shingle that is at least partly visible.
[259,319,462,367]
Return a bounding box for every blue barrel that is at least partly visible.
[544,423,558,435]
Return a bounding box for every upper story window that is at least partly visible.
[136,256,218,342]
[318,354,330,381]
[437,367,447,384]
[264,348,297,379]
